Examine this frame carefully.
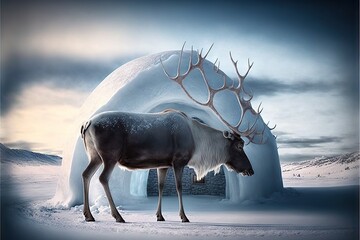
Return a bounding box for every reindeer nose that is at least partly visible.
[241,169,254,176]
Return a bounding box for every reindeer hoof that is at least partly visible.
[181,217,190,223]
[111,212,125,223]
[115,217,125,223]
[157,216,165,221]
[84,212,95,222]
[85,216,95,222]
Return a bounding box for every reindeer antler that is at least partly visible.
[160,43,275,144]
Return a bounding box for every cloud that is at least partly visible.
[279,153,327,163]
[241,77,359,112]
[1,140,40,151]
[276,136,342,149]
[1,55,135,115]
[243,77,336,97]
[1,140,63,155]
[1,85,89,155]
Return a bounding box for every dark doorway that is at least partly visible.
[147,166,226,196]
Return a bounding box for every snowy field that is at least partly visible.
[282,152,359,187]
[1,157,359,240]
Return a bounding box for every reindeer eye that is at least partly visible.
[236,142,243,150]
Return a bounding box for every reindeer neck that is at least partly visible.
[188,120,229,180]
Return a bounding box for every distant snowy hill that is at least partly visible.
[281,152,359,187]
[0,143,62,165]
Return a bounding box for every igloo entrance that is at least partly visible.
[147,166,226,197]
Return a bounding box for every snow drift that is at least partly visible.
[0,143,61,165]
[282,152,359,187]
[53,49,283,207]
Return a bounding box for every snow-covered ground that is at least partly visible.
[0,143,61,165]
[282,152,359,187]
[1,151,359,240]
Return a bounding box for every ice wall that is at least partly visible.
[52,50,283,207]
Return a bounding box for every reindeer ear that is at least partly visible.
[223,131,234,140]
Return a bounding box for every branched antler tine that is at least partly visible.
[241,58,253,79]
[246,87,254,99]
[245,130,260,145]
[190,46,194,66]
[234,112,245,128]
[213,58,219,71]
[214,60,221,73]
[160,57,174,79]
[239,122,257,137]
[252,113,261,129]
[244,137,252,145]
[209,106,244,136]
[243,93,253,102]
[194,48,201,65]
[268,123,277,130]
[229,51,237,65]
[257,102,263,114]
[258,123,267,144]
[248,58,254,69]
[199,48,203,58]
[242,87,253,99]
[181,41,187,49]
[238,113,260,136]
[229,52,244,89]
[176,42,186,77]
[234,95,259,128]
[248,122,266,144]
[203,43,214,59]
[220,74,226,89]
[266,121,276,130]
[184,45,194,75]
[230,53,254,90]
[214,58,218,66]
[240,78,253,98]
[229,78,235,88]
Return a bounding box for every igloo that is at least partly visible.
[52,46,283,207]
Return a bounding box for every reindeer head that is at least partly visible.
[222,130,254,176]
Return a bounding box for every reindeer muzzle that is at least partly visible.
[241,168,254,176]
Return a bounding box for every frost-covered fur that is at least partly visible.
[188,120,229,180]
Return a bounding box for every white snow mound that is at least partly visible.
[52,50,283,207]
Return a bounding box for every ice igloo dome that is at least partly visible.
[52,47,283,207]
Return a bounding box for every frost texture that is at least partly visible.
[52,51,283,207]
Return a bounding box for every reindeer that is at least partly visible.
[81,44,273,223]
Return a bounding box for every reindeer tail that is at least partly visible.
[81,120,91,139]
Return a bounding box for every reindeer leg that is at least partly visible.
[156,168,168,221]
[82,156,102,222]
[99,160,125,223]
[173,165,189,222]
